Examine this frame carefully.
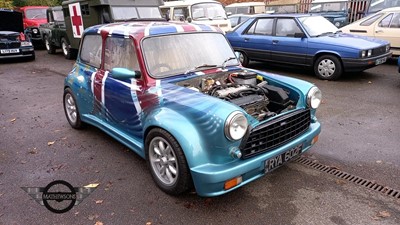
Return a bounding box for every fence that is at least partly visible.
[265,0,369,23]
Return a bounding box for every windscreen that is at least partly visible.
[142,32,238,78]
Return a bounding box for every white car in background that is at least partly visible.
[341,7,400,56]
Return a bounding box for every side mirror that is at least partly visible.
[294,32,305,38]
[187,17,192,23]
[226,12,232,16]
[110,68,141,80]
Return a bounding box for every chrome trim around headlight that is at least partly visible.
[307,86,322,109]
[224,111,248,141]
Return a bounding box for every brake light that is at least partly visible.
[19,32,26,41]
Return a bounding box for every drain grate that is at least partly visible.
[295,156,400,199]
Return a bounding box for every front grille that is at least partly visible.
[372,46,387,56]
[0,42,20,49]
[240,109,311,159]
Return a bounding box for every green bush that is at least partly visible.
[12,0,62,7]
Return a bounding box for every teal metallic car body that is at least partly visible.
[64,21,321,196]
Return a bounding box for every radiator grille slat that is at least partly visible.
[240,109,311,159]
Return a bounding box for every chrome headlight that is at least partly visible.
[386,44,390,52]
[361,49,373,58]
[307,86,322,109]
[225,111,248,141]
[32,28,38,34]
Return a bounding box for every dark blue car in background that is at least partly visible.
[226,14,392,80]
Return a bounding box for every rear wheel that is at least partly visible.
[145,128,192,195]
[314,55,343,80]
[63,88,84,129]
[45,35,56,54]
[61,38,76,60]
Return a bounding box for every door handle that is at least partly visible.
[244,38,250,42]
[272,40,279,44]
[375,30,383,33]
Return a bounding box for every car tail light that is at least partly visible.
[19,32,26,41]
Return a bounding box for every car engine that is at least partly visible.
[176,70,296,121]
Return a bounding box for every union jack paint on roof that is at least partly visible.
[84,21,221,39]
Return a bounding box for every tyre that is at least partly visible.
[45,35,56,54]
[61,38,76,60]
[235,51,249,67]
[63,88,84,129]
[314,55,343,80]
[145,128,192,195]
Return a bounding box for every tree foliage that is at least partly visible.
[0,0,13,9]
[12,0,62,7]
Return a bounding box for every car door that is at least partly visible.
[78,34,103,116]
[238,17,274,61]
[374,12,400,52]
[102,36,143,139]
[270,18,308,65]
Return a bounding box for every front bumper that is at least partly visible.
[342,52,392,72]
[190,121,321,197]
[0,47,34,59]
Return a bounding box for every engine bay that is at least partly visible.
[176,70,297,121]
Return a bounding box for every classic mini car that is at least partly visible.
[0,9,35,60]
[226,14,392,80]
[341,7,400,56]
[64,21,321,196]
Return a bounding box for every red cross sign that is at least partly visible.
[68,3,84,38]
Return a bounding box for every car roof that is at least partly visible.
[85,21,221,39]
[162,0,220,7]
[380,7,400,12]
[226,2,265,7]
[252,13,310,18]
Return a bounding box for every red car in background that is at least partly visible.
[16,6,48,46]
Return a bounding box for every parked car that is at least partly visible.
[63,21,322,196]
[39,6,69,57]
[398,57,400,73]
[228,14,251,28]
[0,8,35,60]
[309,0,350,27]
[16,6,48,46]
[341,7,400,56]
[265,0,301,14]
[225,2,265,15]
[226,14,392,80]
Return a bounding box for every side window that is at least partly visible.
[173,7,188,21]
[104,37,139,72]
[80,35,102,68]
[390,13,400,28]
[254,18,273,35]
[246,18,273,35]
[276,18,302,37]
[379,13,393,27]
[360,13,382,26]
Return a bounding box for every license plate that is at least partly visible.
[375,57,387,65]
[0,49,20,54]
[265,144,302,173]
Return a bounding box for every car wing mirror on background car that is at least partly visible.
[187,17,192,23]
[111,68,141,80]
